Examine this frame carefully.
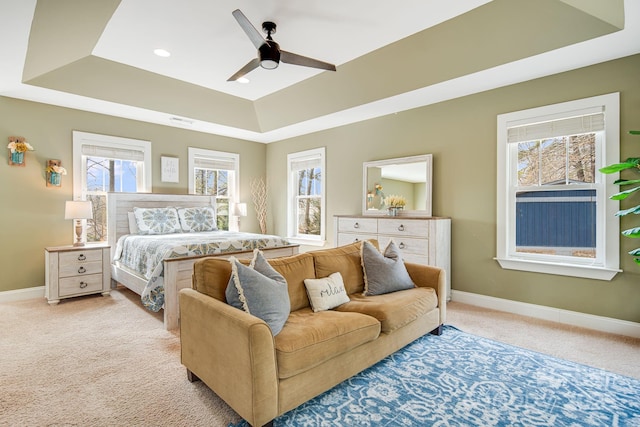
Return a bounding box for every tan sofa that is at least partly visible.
[179,241,447,427]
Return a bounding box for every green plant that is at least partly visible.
[599,130,640,264]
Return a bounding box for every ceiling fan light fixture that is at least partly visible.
[260,59,279,70]
[259,42,280,70]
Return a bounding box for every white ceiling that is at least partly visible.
[93,0,493,101]
[2,0,640,143]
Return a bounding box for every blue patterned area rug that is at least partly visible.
[230,325,640,426]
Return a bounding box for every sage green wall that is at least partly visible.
[0,97,265,293]
[266,54,640,323]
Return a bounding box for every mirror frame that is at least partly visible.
[362,154,433,217]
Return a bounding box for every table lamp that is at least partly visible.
[65,200,93,246]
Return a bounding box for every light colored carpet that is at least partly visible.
[1,288,638,426]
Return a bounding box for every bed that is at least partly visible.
[107,192,299,330]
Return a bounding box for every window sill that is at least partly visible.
[287,237,326,247]
[494,257,621,281]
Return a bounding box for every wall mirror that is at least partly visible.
[362,154,433,217]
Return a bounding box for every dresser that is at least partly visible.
[334,215,451,299]
[45,244,111,305]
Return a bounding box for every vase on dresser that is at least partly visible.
[387,207,403,216]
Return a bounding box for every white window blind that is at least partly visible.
[507,111,605,144]
[193,155,236,171]
[81,145,145,161]
[290,156,321,171]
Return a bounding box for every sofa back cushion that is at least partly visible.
[267,253,315,312]
[192,253,315,311]
[311,240,378,295]
[192,257,233,301]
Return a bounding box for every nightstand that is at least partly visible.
[45,243,111,305]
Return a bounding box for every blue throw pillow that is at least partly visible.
[225,250,290,336]
[361,240,416,296]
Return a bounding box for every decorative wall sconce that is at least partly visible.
[46,159,67,187]
[7,136,34,166]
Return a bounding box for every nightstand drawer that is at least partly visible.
[58,274,103,297]
[59,260,103,278]
[59,249,103,265]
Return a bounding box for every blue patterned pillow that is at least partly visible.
[177,206,217,232]
[132,207,181,235]
[361,240,416,296]
[225,250,290,336]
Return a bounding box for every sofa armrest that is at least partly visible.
[179,288,279,427]
[404,262,447,325]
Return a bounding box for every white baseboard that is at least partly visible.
[0,286,45,303]
[451,290,640,339]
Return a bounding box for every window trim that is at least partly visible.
[72,131,152,244]
[287,147,326,246]
[188,147,239,231]
[496,93,621,280]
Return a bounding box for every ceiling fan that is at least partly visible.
[227,9,336,82]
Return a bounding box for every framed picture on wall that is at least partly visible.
[161,156,179,183]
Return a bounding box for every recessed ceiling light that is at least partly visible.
[237,77,250,84]
[154,48,171,58]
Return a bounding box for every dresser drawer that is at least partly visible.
[378,219,429,237]
[402,253,429,265]
[337,233,378,246]
[59,260,103,278]
[58,273,104,297]
[337,217,377,234]
[378,236,429,255]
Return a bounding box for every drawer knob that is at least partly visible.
[79,281,88,289]
[399,242,406,249]
[398,224,405,231]
[354,222,360,229]
[78,266,87,274]
[77,254,86,261]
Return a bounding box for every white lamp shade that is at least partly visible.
[65,200,93,220]
[233,203,247,217]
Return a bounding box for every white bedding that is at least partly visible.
[113,231,291,311]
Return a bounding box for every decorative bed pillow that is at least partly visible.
[225,250,290,336]
[361,240,415,296]
[304,272,350,312]
[133,207,181,235]
[177,206,217,232]
[127,212,139,234]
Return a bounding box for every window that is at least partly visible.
[73,131,152,243]
[496,93,620,280]
[188,147,239,231]
[287,148,326,245]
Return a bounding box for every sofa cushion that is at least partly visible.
[225,250,291,336]
[274,308,380,379]
[267,253,315,312]
[336,287,437,333]
[361,240,415,296]
[304,272,350,312]
[312,240,378,295]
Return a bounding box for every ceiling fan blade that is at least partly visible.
[227,58,260,81]
[281,51,336,71]
[232,9,265,49]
